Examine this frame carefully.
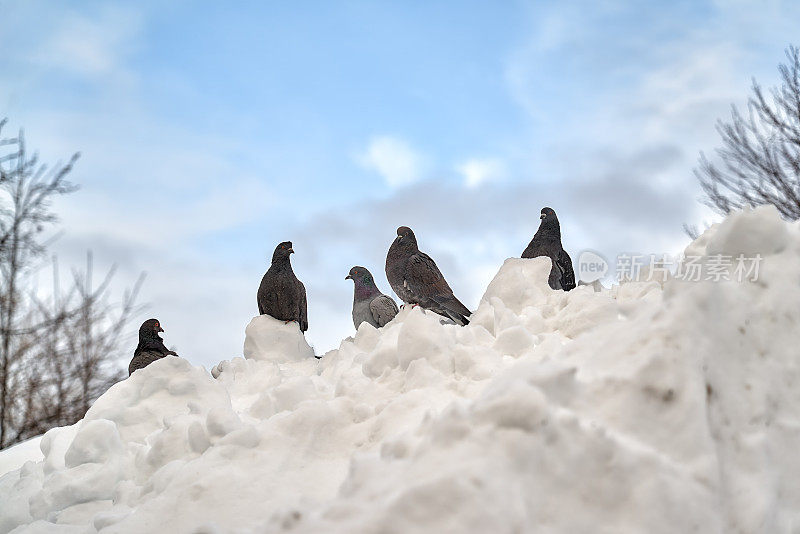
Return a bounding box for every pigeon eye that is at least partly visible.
[154,322,159,328]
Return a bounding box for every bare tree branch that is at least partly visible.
[0,119,145,449]
[696,45,800,219]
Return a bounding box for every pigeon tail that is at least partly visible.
[443,308,470,326]
[427,294,471,326]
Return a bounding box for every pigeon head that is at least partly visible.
[272,241,295,263]
[540,207,558,221]
[346,266,380,299]
[394,226,418,250]
[537,207,561,239]
[139,318,164,340]
[346,266,376,286]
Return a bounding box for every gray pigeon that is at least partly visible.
[385,226,471,326]
[257,241,308,331]
[346,266,399,329]
[129,319,177,375]
[521,207,576,291]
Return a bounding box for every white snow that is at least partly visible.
[0,438,43,479]
[240,315,316,364]
[2,205,800,533]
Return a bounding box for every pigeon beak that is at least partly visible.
[345,274,352,280]
[158,326,164,333]
[288,248,294,254]
[540,213,546,220]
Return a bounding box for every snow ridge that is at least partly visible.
[1,206,799,533]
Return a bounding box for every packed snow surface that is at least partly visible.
[0,439,43,480]
[2,206,800,533]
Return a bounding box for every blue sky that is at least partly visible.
[1,0,798,366]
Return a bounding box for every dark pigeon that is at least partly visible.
[129,318,177,376]
[385,226,471,326]
[346,266,399,329]
[521,207,576,291]
[257,241,308,332]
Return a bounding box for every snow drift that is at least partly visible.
[1,206,799,533]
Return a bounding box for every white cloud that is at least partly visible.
[30,6,142,77]
[357,135,425,188]
[456,157,505,188]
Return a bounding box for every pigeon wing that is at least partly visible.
[369,295,399,327]
[129,350,167,375]
[405,251,453,299]
[136,338,172,357]
[298,281,309,332]
[557,249,576,291]
[405,252,471,324]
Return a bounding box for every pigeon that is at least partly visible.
[129,318,177,375]
[385,226,471,325]
[521,207,576,291]
[257,241,308,332]
[346,266,399,329]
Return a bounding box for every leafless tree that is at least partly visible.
[0,119,143,449]
[696,45,800,219]
[8,255,144,443]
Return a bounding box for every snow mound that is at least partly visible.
[0,438,43,480]
[242,315,315,363]
[2,206,800,533]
